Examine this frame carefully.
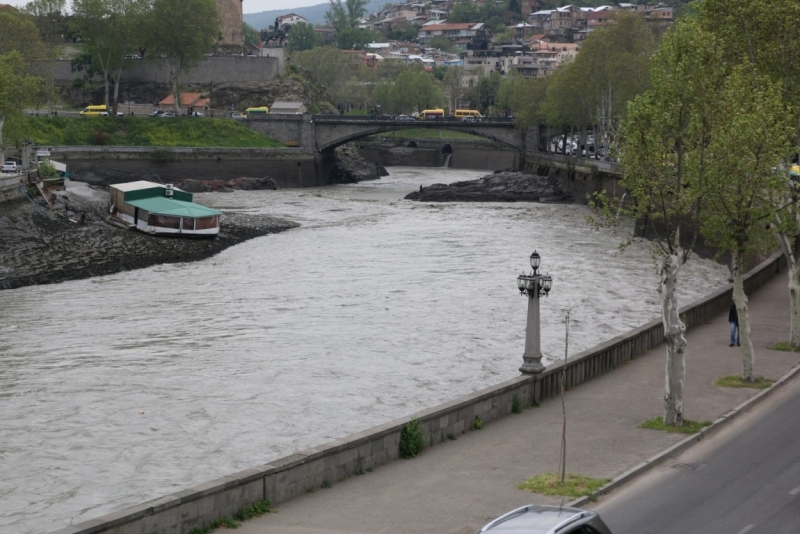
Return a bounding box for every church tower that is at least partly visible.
[215,0,243,47]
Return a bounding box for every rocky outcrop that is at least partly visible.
[329,147,389,184]
[404,171,572,203]
[182,177,278,193]
[0,186,297,290]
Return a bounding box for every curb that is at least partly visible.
[568,361,800,508]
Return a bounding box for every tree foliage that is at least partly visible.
[325,0,367,32]
[336,27,380,50]
[0,51,42,159]
[243,22,259,47]
[73,0,148,115]
[144,0,218,113]
[287,22,318,52]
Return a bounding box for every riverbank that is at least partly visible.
[0,181,297,290]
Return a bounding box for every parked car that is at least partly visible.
[477,505,614,534]
[148,109,165,117]
[396,115,414,121]
[2,160,19,173]
[188,111,204,117]
[159,112,176,118]
[231,112,246,119]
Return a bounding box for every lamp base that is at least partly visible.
[519,356,545,374]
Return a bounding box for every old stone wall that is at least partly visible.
[52,56,281,85]
[216,0,243,46]
[51,252,785,534]
[50,147,326,188]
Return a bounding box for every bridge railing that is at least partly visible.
[311,114,515,125]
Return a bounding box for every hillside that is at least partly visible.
[244,0,384,29]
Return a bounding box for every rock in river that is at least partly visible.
[404,171,572,203]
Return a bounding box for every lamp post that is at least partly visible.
[517,250,553,374]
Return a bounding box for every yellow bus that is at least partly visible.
[417,109,445,120]
[80,105,121,117]
[242,106,269,117]
[454,109,483,120]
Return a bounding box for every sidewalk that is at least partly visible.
[239,273,800,534]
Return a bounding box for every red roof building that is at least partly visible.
[158,93,211,109]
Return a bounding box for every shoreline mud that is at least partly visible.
[0,182,297,291]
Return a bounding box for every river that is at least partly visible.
[0,167,730,533]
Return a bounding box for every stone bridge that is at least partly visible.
[245,114,525,152]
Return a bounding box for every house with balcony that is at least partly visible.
[418,22,484,48]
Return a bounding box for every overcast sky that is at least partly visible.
[1,0,325,15]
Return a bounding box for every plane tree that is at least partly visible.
[600,18,722,426]
[144,0,218,114]
[0,9,44,160]
[24,0,67,117]
[697,0,800,346]
[698,64,793,381]
[73,0,149,116]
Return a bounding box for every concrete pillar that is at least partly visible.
[520,291,545,374]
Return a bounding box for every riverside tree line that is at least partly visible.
[0,0,220,153]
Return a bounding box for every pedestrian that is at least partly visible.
[729,302,740,347]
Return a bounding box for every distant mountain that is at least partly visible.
[244,0,386,30]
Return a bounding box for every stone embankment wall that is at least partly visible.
[0,173,25,203]
[51,56,281,85]
[49,146,328,189]
[357,140,519,170]
[522,152,623,205]
[52,253,786,534]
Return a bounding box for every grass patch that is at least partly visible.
[187,499,271,534]
[399,418,426,459]
[716,375,774,389]
[518,473,609,498]
[640,417,712,434]
[511,394,521,414]
[21,116,283,148]
[769,342,800,353]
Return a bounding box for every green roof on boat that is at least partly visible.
[126,196,222,218]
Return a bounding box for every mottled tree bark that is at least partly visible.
[732,250,755,381]
[659,251,686,426]
[776,230,800,347]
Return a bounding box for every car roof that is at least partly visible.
[478,505,595,534]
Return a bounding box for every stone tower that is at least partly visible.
[216,0,243,47]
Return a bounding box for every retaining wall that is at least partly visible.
[52,56,282,84]
[0,173,25,204]
[51,253,786,534]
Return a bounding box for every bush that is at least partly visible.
[511,394,521,414]
[91,129,112,145]
[399,418,426,459]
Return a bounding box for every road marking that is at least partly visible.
[789,486,800,496]
[736,525,754,534]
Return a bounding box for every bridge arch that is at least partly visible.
[311,117,525,153]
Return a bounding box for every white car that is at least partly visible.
[2,160,19,173]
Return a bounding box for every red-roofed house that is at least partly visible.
[277,13,308,26]
[418,23,484,46]
[158,93,211,110]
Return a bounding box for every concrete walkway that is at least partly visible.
[239,273,800,534]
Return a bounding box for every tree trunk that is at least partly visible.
[732,250,755,381]
[103,70,110,109]
[658,252,686,426]
[776,230,800,346]
[171,58,182,115]
[0,115,5,162]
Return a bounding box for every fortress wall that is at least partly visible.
[52,56,281,84]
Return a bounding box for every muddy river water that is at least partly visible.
[0,167,730,533]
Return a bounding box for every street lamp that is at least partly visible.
[517,250,553,374]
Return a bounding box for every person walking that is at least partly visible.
[729,302,740,347]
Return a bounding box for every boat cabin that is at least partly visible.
[108,181,221,237]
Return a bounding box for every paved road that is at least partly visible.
[591,375,800,534]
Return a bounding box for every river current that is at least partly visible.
[0,167,730,533]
